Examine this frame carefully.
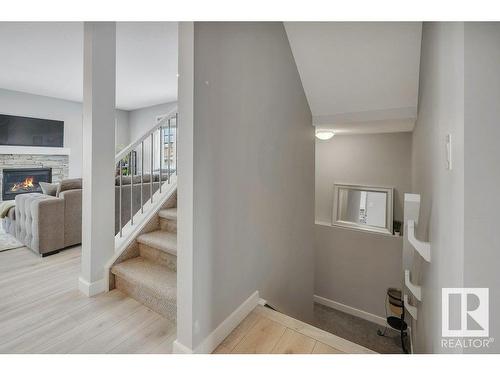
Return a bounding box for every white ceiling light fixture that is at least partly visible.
[315,129,335,140]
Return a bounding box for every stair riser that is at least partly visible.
[139,243,177,272]
[159,217,177,233]
[115,275,176,321]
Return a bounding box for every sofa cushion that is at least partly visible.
[40,182,58,196]
[116,174,153,186]
[56,178,82,197]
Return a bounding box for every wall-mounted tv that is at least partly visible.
[0,114,64,148]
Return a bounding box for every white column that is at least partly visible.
[173,21,195,353]
[79,22,116,297]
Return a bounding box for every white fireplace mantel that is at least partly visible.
[0,146,71,155]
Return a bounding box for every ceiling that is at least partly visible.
[284,22,422,134]
[0,22,178,111]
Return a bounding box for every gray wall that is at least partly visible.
[316,132,412,224]
[191,22,314,348]
[411,22,465,354]
[128,101,177,172]
[315,224,403,318]
[314,133,410,318]
[128,101,177,142]
[0,88,130,177]
[464,23,500,353]
[115,109,130,151]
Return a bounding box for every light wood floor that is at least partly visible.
[214,305,376,354]
[0,246,176,354]
[0,244,375,355]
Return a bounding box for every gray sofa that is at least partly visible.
[2,175,164,256]
[12,189,82,256]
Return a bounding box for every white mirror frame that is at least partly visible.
[332,183,394,235]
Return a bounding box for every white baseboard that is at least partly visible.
[172,340,194,354]
[194,290,260,354]
[313,295,388,328]
[78,276,107,297]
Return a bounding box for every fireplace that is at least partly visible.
[2,168,52,201]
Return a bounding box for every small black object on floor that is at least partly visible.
[381,288,409,354]
[387,316,407,331]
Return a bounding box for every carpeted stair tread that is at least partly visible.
[111,257,177,302]
[137,230,177,255]
[159,207,177,221]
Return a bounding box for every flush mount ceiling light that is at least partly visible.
[315,130,335,140]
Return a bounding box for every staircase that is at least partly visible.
[107,108,178,322]
[111,196,177,321]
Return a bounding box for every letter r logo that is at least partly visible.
[442,288,489,337]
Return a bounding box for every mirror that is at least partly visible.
[333,184,394,235]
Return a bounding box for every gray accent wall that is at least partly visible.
[128,101,177,142]
[411,22,465,354]
[315,224,403,318]
[314,133,411,318]
[191,22,314,348]
[0,88,130,178]
[393,21,500,355]
[0,89,179,179]
[115,109,130,151]
[316,133,412,224]
[127,101,177,172]
[464,23,500,353]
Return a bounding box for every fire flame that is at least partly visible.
[11,176,35,192]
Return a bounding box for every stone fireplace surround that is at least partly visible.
[0,154,69,201]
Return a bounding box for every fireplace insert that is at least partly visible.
[2,168,52,201]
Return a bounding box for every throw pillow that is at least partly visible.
[56,178,83,197]
[39,182,58,196]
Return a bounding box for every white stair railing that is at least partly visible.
[115,108,178,238]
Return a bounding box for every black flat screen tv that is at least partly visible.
[0,114,64,147]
